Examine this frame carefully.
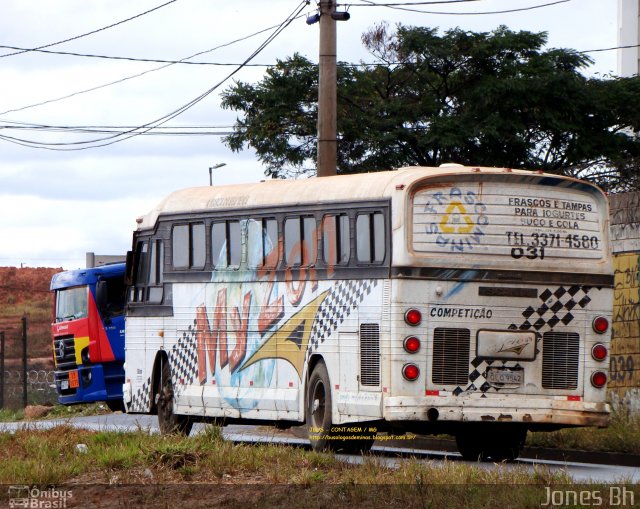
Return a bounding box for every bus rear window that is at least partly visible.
[412,181,604,262]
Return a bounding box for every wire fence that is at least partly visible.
[1,320,59,409]
[1,369,58,408]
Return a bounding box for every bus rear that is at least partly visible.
[51,263,126,409]
[388,169,612,460]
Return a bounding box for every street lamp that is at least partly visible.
[209,163,226,186]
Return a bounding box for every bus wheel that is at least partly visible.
[157,361,192,436]
[306,361,334,451]
[484,428,527,462]
[455,433,484,461]
[456,426,526,462]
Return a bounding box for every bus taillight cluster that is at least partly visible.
[402,308,422,381]
[590,316,609,388]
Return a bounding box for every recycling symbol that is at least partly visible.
[439,201,474,234]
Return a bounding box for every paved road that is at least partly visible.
[1,413,637,483]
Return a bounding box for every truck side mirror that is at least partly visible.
[96,280,108,317]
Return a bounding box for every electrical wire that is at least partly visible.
[350,0,572,15]
[0,1,309,151]
[0,0,178,58]
[0,13,309,117]
[0,44,277,66]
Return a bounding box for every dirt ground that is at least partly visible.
[0,266,61,363]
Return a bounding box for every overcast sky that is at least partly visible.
[0,0,619,270]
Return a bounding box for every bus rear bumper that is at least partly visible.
[383,395,610,427]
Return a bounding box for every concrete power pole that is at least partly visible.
[317,1,337,177]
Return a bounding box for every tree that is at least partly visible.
[220,24,640,190]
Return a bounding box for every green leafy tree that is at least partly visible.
[221,24,640,190]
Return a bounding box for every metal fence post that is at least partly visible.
[22,316,27,408]
[0,331,4,409]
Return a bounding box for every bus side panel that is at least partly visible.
[126,277,386,423]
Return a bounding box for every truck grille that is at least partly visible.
[542,331,579,389]
[360,323,380,386]
[432,328,470,385]
[53,336,77,371]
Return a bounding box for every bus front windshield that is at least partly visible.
[55,286,88,322]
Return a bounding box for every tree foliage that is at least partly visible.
[221,24,640,190]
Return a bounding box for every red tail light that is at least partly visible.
[590,371,607,388]
[591,343,608,361]
[403,336,421,353]
[402,363,420,381]
[404,309,422,326]
[592,316,609,334]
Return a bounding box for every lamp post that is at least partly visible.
[209,163,226,186]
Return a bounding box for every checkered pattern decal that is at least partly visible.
[128,323,199,412]
[169,323,199,391]
[452,285,597,396]
[308,279,378,357]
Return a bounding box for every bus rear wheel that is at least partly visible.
[307,361,333,451]
[157,360,192,436]
[306,361,374,454]
[456,425,526,462]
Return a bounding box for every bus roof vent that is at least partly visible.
[439,163,464,168]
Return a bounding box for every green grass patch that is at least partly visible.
[0,408,24,422]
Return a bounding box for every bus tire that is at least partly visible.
[306,361,334,452]
[157,360,192,436]
[484,427,527,462]
[455,432,484,461]
[456,426,526,462]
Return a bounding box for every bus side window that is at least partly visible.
[356,212,385,263]
[172,223,205,270]
[247,218,278,269]
[148,239,164,303]
[131,241,148,302]
[212,221,241,269]
[322,214,350,266]
[285,216,317,267]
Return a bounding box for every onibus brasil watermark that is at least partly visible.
[8,485,73,508]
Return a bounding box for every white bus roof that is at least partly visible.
[136,165,594,230]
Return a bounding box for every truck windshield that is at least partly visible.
[55,286,88,322]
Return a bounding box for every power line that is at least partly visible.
[0,44,276,66]
[0,13,309,117]
[0,0,178,58]
[0,1,309,151]
[350,0,572,15]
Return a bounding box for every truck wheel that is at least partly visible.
[306,361,334,451]
[157,360,192,436]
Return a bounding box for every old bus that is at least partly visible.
[123,166,612,460]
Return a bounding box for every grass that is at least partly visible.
[527,407,640,454]
[0,408,24,422]
[1,424,564,486]
[0,424,637,508]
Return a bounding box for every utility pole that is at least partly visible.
[317,1,337,177]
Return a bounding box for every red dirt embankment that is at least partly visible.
[0,267,62,368]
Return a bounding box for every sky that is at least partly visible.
[0,0,620,270]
